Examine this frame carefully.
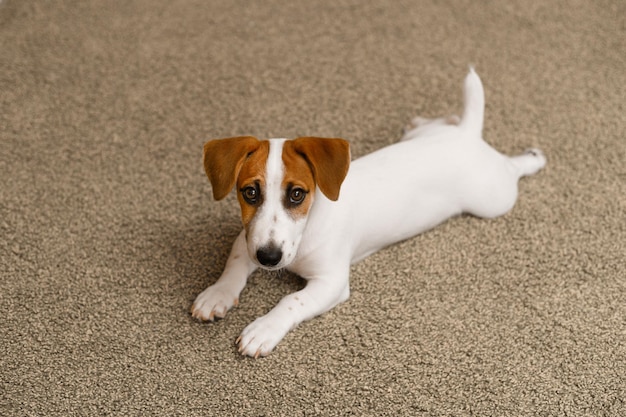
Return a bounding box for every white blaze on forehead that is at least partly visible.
[264,139,287,200]
[247,139,287,248]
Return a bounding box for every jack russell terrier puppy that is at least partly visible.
[191,68,546,358]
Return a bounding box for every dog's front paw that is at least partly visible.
[191,284,239,321]
[237,315,290,358]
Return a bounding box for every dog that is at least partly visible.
[191,68,546,358]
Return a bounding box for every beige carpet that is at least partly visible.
[1,0,624,415]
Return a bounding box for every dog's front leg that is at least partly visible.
[191,230,257,321]
[237,269,350,358]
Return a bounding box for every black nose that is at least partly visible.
[256,245,283,267]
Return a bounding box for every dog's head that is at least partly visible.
[203,136,350,270]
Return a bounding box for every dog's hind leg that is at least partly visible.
[464,148,546,219]
[400,115,461,141]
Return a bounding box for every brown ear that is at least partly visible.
[203,136,261,200]
[289,137,351,201]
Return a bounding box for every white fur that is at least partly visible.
[192,69,546,357]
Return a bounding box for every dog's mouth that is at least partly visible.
[256,263,284,272]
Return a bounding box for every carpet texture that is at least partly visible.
[1,0,624,415]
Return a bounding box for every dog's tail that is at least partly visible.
[458,67,484,136]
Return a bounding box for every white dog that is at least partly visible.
[191,69,546,358]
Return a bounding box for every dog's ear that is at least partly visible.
[203,136,261,200]
[290,137,351,201]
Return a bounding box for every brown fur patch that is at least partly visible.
[236,140,270,227]
[282,141,317,219]
[284,137,351,201]
[203,136,261,200]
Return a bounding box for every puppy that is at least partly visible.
[191,69,546,358]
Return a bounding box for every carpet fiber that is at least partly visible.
[1,0,624,415]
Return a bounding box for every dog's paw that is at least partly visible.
[401,115,461,140]
[406,116,430,130]
[236,315,290,358]
[406,115,459,130]
[402,116,428,136]
[191,284,239,321]
[524,147,546,163]
[514,148,547,176]
[445,114,461,125]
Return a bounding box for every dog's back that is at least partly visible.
[306,69,545,263]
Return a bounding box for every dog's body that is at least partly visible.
[192,69,546,357]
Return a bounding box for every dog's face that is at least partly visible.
[203,136,350,270]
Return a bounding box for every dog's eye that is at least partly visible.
[288,187,307,205]
[241,186,259,205]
